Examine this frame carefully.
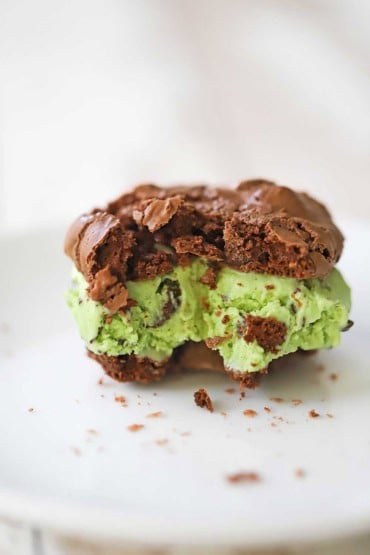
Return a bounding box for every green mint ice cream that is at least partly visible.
[66,259,350,373]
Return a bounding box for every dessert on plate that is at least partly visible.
[64,180,351,386]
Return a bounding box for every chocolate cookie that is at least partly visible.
[65,180,343,308]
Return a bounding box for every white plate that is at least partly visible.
[0,222,369,550]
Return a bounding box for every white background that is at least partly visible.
[0,0,369,234]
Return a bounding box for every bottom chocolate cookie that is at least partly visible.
[88,351,168,384]
[88,342,314,388]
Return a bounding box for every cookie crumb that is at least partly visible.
[146,411,163,418]
[87,428,98,435]
[295,468,306,478]
[98,377,104,385]
[180,431,191,436]
[270,397,284,403]
[221,411,227,417]
[194,388,213,412]
[127,424,144,432]
[309,409,320,418]
[114,395,127,406]
[292,399,303,406]
[243,409,257,418]
[199,266,218,289]
[225,388,236,394]
[263,406,271,413]
[156,438,168,446]
[227,472,261,484]
[326,413,334,418]
[329,373,338,381]
[28,408,34,413]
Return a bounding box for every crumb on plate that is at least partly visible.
[243,409,257,417]
[194,388,213,412]
[127,424,144,432]
[227,472,261,484]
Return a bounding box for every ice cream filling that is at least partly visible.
[66,259,350,373]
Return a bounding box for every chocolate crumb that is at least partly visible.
[243,409,257,417]
[201,297,210,311]
[342,319,354,332]
[199,266,218,289]
[146,411,164,418]
[295,468,306,478]
[309,409,320,418]
[222,315,230,324]
[227,472,261,484]
[291,289,303,308]
[270,397,284,403]
[205,336,226,348]
[265,284,275,290]
[194,388,214,412]
[263,406,272,413]
[225,388,236,394]
[243,315,287,353]
[156,439,168,446]
[127,424,144,432]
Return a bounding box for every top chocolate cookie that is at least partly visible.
[65,179,343,296]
